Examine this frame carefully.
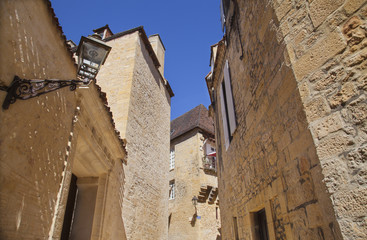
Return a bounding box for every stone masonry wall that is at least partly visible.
[123,35,171,240]
[97,32,138,138]
[271,0,367,239]
[169,130,220,240]
[0,0,78,238]
[97,31,171,239]
[212,1,344,239]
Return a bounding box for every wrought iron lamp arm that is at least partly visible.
[1,76,89,110]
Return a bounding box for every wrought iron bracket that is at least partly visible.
[2,76,89,110]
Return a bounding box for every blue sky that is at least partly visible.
[52,0,223,120]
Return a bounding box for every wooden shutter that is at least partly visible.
[223,60,237,135]
[220,85,230,150]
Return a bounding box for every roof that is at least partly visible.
[93,24,113,34]
[170,104,214,140]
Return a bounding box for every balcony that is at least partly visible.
[202,156,217,174]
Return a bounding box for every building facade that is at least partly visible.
[207,0,367,239]
[0,0,128,239]
[168,105,221,240]
[91,25,174,239]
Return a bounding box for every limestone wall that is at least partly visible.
[97,30,171,239]
[169,130,220,240]
[125,34,170,240]
[96,32,138,139]
[271,1,367,239]
[210,0,349,239]
[0,1,78,238]
[0,1,128,239]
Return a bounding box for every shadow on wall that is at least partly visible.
[190,213,197,227]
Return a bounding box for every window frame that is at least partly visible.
[219,60,237,150]
[169,147,175,170]
[253,208,269,240]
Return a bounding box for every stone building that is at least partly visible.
[0,0,128,239]
[206,0,367,239]
[83,25,174,239]
[168,104,221,240]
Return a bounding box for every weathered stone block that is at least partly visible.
[293,31,346,81]
[321,158,349,194]
[304,96,331,122]
[298,80,310,102]
[288,132,314,161]
[316,131,354,159]
[274,0,292,21]
[309,0,344,27]
[333,188,367,218]
[305,203,324,228]
[344,0,367,15]
[347,145,367,170]
[311,112,345,139]
[310,68,345,92]
[347,95,367,126]
[329,82,358,108]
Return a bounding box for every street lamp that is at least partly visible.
[1,35,111,110]
[76,35,111,80]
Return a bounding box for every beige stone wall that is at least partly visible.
[169,129,220,240]
[209,1,353,239]
[0,1,78,238]
[148,34,165,75]
[271,1,367,239]
[97,32,138,138]
[0,1,127,239]
[97,30,171,239]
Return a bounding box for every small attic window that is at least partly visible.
[170,129,175,136]
[97,32,104,39]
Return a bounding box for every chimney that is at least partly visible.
[148,34,165,76]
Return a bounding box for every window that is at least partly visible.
[254,209,269,240]
[204,141,217,171]
[169,180,175,200]
[168,213,172,228]
[61,174,78,240]
[169,148,175,170]
[61,175,98,240]
[220,60,237,150]
[210,157,216,169]
[233,217,239,240]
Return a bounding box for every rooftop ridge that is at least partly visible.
[171,104,214,141]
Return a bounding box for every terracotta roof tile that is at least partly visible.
[170,104,214,140]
